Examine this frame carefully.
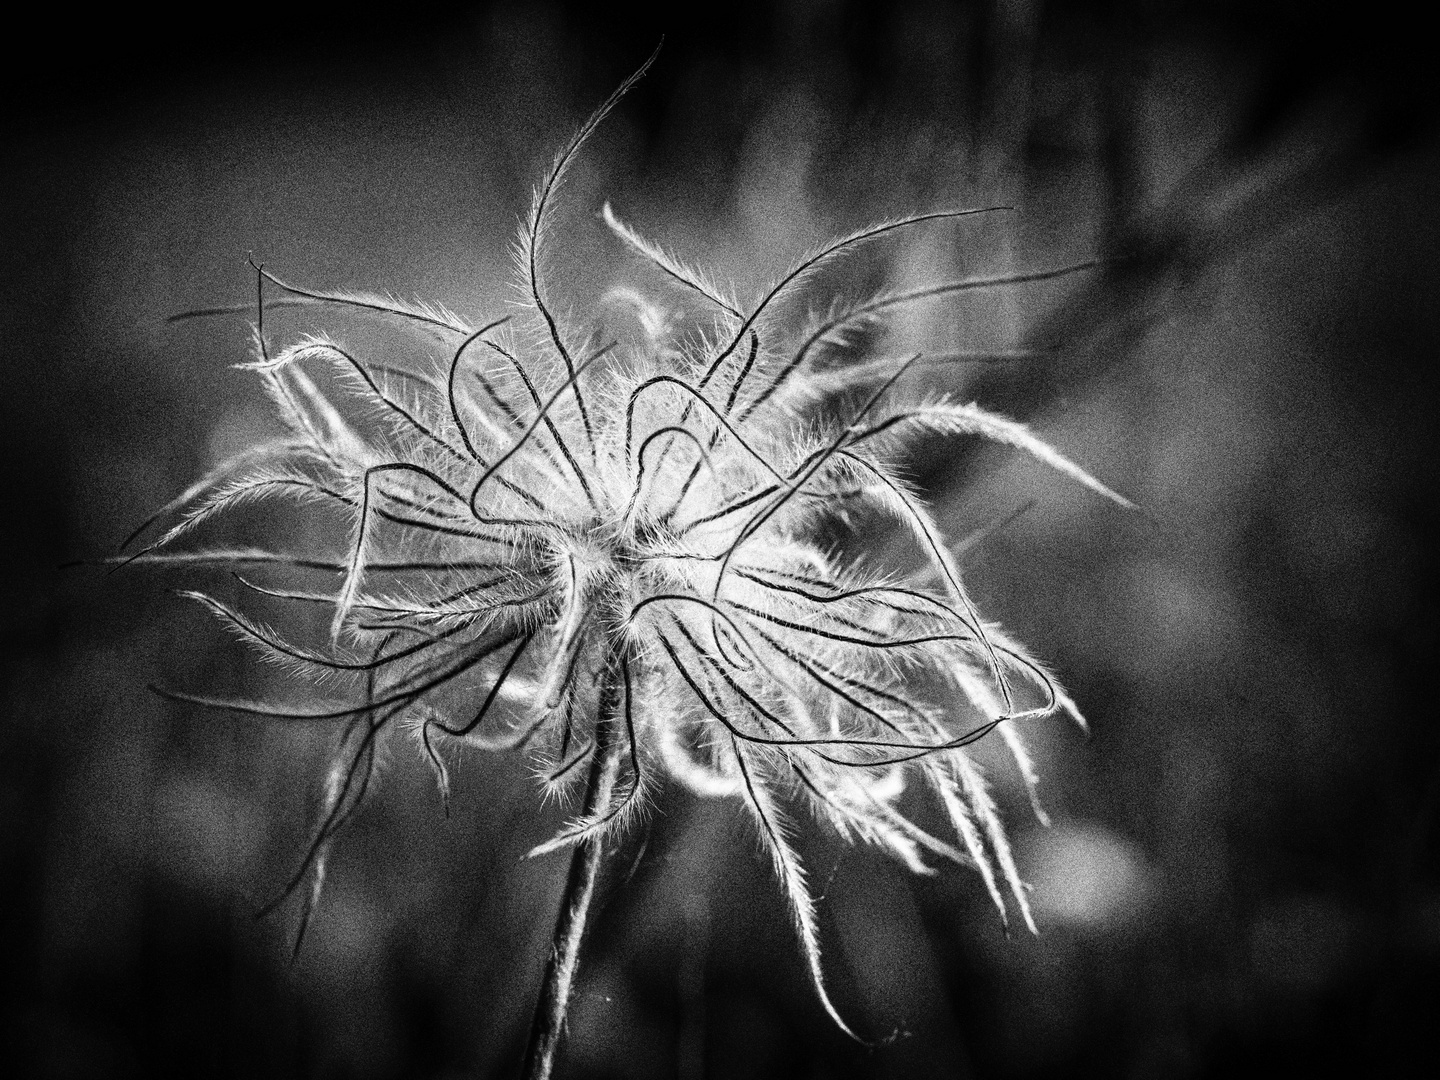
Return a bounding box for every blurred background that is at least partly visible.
[3,1,1438,1076]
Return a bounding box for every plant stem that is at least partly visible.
[520,658,626,1080]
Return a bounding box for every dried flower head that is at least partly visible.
[129,53,1129,1041]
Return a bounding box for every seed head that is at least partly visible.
[132,52,1130,1037]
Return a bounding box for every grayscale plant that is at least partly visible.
[123,49,1130,1078]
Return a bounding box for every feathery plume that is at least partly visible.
[131,51,1129,1072]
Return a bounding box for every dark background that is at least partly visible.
[4,1,1438,1077]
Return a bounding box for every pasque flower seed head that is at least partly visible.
[129,51,1130,1040]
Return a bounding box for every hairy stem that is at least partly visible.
[521,652,626,1080]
